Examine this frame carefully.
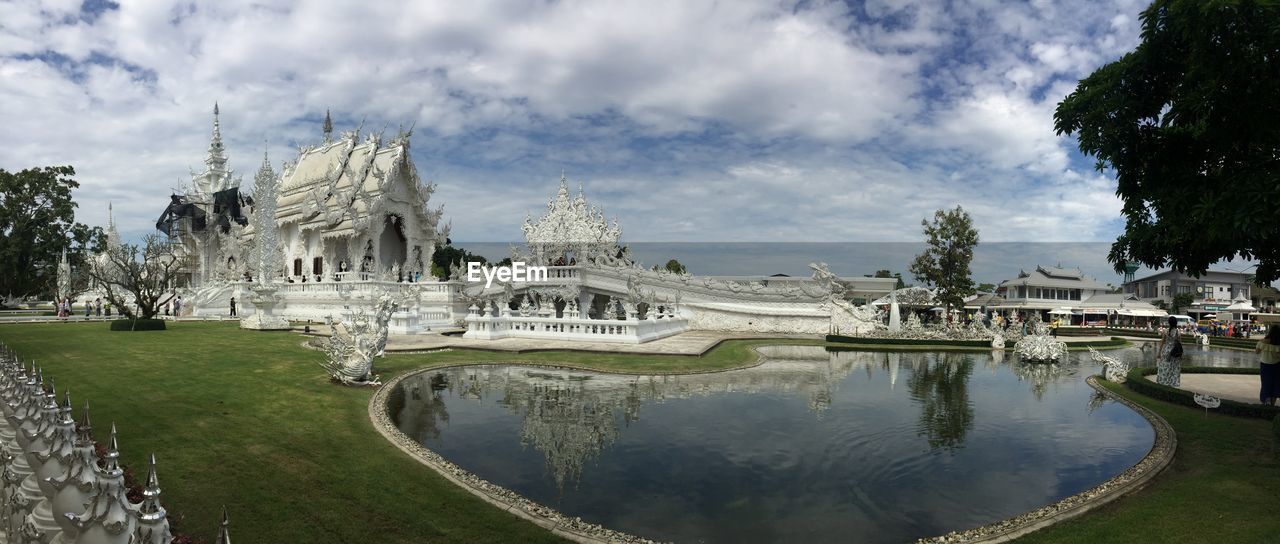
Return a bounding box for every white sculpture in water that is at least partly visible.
[1088,347,1129,383]
[322,295,397,385]
[1014,320,1068,362]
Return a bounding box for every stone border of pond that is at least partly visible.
[917,375,1177,543]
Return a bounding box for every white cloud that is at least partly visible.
[0,0,1147,246]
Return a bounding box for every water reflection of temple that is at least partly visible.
[391,346,1085,488]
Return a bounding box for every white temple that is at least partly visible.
[159,106,895,341]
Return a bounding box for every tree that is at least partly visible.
[976,283,997,293]
[1170,292,1194,314]
[430,242,487,280]
[908,206,979,315]
[87,234,182,320]
[871,269,907,289]
[1054,0,1280,283]
[653,259,687,274]
[0,166,105,300]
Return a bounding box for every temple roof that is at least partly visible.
[274,127,445,241]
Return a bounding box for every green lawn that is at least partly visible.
[1,321,1276,542]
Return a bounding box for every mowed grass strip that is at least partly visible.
[0,321,819,542]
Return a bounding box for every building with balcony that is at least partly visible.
[993,266,1115,317]
[1122,270,1254,318]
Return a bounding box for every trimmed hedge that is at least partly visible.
[1054,327,1103,337]
[825,334,1127,350]
[1123,366,1280,419]
[1104,328,1261,349]
[825,335,990,347]
[108,318,167,331]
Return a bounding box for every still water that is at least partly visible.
[389,345,1242,543]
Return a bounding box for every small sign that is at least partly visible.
[1193,393,1221,417]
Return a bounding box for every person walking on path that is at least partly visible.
[173,295,182,317]
[1254,325,1280,405]
[229,296,237,317]
[1156,315,1184,387]
[94,298,102,316]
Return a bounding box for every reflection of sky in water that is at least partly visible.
[391,346,1163,544]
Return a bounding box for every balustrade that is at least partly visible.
[463,305,687,344]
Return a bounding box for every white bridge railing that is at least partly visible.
[464,307,688,344]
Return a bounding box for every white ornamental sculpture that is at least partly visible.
[1088,347,1129,383]
[322,295,397,385]
[241,151,290,331]
[1014,324,1068,362]
[56,250,71,301]
[68,424,136,544]
[521,174,622,266]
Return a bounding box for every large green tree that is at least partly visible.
[908,206,979,314]
[1054,0,1280,282]
[0,166,105,300]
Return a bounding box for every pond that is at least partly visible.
[387,344,1209,543]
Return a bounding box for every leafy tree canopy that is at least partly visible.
[870,269,907,289]
[908,206,979,312]
[430,243,488,280]
[0,166,105,299]
[654,259,687,274]
[1054,0,1280,282]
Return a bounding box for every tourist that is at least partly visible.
[229,296,237,317]
[1155,315,1183,387]
[84,300,91,317]
[174,296,182,317]
[164,301,170,316]
[94,298,102,316]
[1255,325,1280,405]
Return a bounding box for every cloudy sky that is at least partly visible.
[1,0,1146,246]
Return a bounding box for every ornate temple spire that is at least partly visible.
[105,201,121,248]
[206,102,228,176]
[323,109,333,144]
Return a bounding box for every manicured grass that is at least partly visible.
[0,321,819,542]
[1021,380,1280,543]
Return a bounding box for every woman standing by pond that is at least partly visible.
[1255,325,1280,405]
[1156,315,1183,387]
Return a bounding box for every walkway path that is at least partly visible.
[1146,373,1265,405]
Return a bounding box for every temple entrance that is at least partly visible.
[379,215,407,273]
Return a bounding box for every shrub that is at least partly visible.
[108,318,167,331]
